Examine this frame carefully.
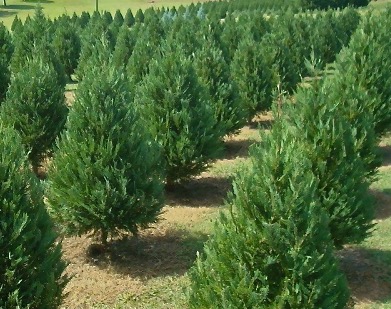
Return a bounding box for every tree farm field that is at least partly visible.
[54,108,391,308]
[2,2,391,308]
[0,0,212,27]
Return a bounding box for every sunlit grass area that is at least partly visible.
[0,0,210,27]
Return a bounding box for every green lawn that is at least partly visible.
[0,0,209,27]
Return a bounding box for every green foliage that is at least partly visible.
[334,8,391,136]
[219,14,246,63]
[0,23,13,103]
[308,9,360,70]
[282,84,376,248]
[124,8,135,27]
[113,9,124,28]
[126,22,162,89]
[193,38,245,135]
[189,123,349,308]
[0,125,67,308]
[112,24,138,69]
[230,36,277,121]
[77,11,91,28]
[102,10,113,26]
[11,6,66,86]
[320,70,381,179]
[75,17,115,81]
[134,43,223,185]
[10,15,22,32]
[0,55,67,172]
[166,16,202,56]
[135,8,144,23]
[301,0,369,9]
[46,62,164,245]
[51,18,81,80]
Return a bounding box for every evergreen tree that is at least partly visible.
[220,14,246,63]
[124,8,135,27]
[0,125,67,308]
[135,8,144,23]
[0,22,13,103]
[189,122,349,308]
[11,7,66,86]
[166,16,202,56]
[46,62,164,245]
[10,15,22,32]
[75,17,115,81]
[126,23,161,89]
[0,55,67,173]
[113,9,124,28]
[282,84,376,248]
[51,19,81,80]
[102,10,113,26]
[231,36,277,122]
[112,24,138,69]
[134,43,223,185]
[334,9,391,136]
[193,38,245,135]
[77,11,91,28]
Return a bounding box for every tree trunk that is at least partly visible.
[101,229,108,246]
[3,0,6,7]
[95,0,98,12]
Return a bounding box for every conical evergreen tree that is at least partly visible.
[0,55,67,174]
[126,23,162,89]
[134,43,223,185]
[189,121,349,308]
[75,18,115,81]
[51,18,81,80]
[166,16,202,56]
[193,38,245,135]
[231,36,277,122]
[112,24,138,69]
[77,11,91,28]
[220,14,246,63]
[11,7,66,86]
[135,8,144,23]
[10,15,22,32]
[334,8,391,136]
[282,84,376,247]
[46,62,164,245]
[124,8,135,27]
[0,125,67,308]
[0,23,13,103]
[113,9,124,28]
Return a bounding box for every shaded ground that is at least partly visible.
[339,247,391,307]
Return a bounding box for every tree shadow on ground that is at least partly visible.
[220,139,255,160]
[23,0,54,3]
[2,4,35,9]
[166,176,232,208]
[85,228,208,279]
[379,145,391,168]
[371,188,391,221]
[0,9,15,17]
[338,247,391,305]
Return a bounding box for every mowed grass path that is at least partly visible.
[0,0,210,27]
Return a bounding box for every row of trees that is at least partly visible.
[189,7,391,308]
[0,6,363,177]
[200,0,370,16]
